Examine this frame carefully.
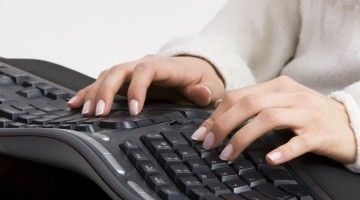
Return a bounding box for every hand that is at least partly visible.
[67,55,225,116]
[191,76,356,165]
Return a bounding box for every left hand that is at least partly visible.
[191,75,357,165]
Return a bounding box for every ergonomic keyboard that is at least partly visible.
[0,60,318,200]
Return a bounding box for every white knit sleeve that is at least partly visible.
[158,0,301,90]
[330,81,360,173]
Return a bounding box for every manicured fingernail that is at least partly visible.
[129,99,139,115]
[219,144,233,160]
[202,132,215,149]
[267,151,282,162]
[67,96,77,104]
[95,99,105,116]
[191,127,207,141]
[215,99,222,108]
[82,100,91,114]
[200,85,211,103]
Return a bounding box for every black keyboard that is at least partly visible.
[0,60,316,200]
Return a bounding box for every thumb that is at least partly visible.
[184,79,225,106]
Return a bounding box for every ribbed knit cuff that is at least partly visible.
[330,91,360,173]
[158,35,256,90]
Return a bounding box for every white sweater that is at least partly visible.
[159,0,360,172]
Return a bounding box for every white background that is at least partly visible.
[0,0,226,78]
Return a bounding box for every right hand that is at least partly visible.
[67,55,225,116]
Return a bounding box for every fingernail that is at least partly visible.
[129,99,139,115]
[82,100,91,114]
[191,127,207,141]
[95,99,105,116]
[67,96,77,104]
[219,144,233,160]
[215,99,222,108]
[267,151,282,162]
[200,85,211,103]
[202,132,215,149]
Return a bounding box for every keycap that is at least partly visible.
[0,74,14,85]
[204,153,228,170]
[30,102,61,112]
[17,87,43,98]
[134,118,153,127]
[0,105,25,120]
[8,122,25,128]
[185,159,209,173]
[194,171,219,186]
[240,190,270,200]
[174,146,199,161]
[231,158,255,175]
[260,165,297,186]
[66,117,89,124]
[255,183,296,200]
[22,78,40,87]
[279,185,314,200]
[146,176,169,192]
[194,145,216,158]
[128,150,149,167]
[120,140,140,155]
[140,132,163,146]
[161,131,188,148]
[0,68,28,84]
[0,94,14,104]
[151,115,170,124]
[177,176,202,194]
[225,179,251,194]
[49,114,83,124]
[148,140,172,156]
[247,138,269,150]
[157,152,182,169]
[17,114,38,124]
[168,119,196,129]
[138,162,158,179]
[32,114,58,125]
[245,151,267,168]
[181,131,200,146]
[47,89,68,100]
[188,187,213,200]
[205,183,231,196]
[11,102,35,111]
[214,167,238,182]
[27,109,46,116]
[182,110,211,119]
[157,187,183,200]
[36,83,54,95]
[167,164,192,180]
[0,118,11,128]
[219,193,247,200]
[99,118,138,129]
[241,171,267,187]
[74,124,101,132]
[58,124,75,130]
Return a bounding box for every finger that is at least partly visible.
[67,85,92,108]
[266,134,315,165]
[184,77,225,106]
[95,63,134,116]
[203,92,297,149]
[218,108,309,160]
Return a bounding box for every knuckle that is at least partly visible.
[297,136,313,150]
[258,109,280,127]
[99,69,109,77]
[135,62,153,71]
[223,92,238,105]
[239,94,261,112]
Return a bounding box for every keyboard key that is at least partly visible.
[17,114,38,124]
[128,150,149,167]
[214,167,238,182]
[99,118,138,129]
[151,115,169,124]
[141,132,163,146]
[231,158,255,175]
[224,179,251,194]
[194,145,216,158]
[182,110,211,119]
[177,176,202,194]
[161,131,188,148]
[188,187,213,200]
[157,152,182,169]
[148,140,172,156]
[120,140,140,155]
[260,165,297,186]
[0,68,28,84]
[8,122,25,128]
[255,183,296,200]
[146,176,169,192]
[0,118,12,128]
[22,78,40,87]
[0,105,24,120]
[58,124,75,130]
[27,109,46,116]
[157,187,183,200]
[185,159,209,173]
[279,185,313,200]
[36,83,54,95]
[174,146,199,161]
[0,94,14,104]
[49,114,83,124]
[205,183,231,196]
[240,190,270,200]
[30,102,61,112]
[17,87,43,98]
[242,171,267,187]
[181,131,199,146]
[167,164,192,180]
[138,162,158,179]
[134,118,153,127]
[74,124,101,132]
[220,193,247,200]
[245,151,268,168]
[11,102,35,111]
[47,89,68,100]
[204,153,228,170]
[195,171,219,185]
[0,74,14,85]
